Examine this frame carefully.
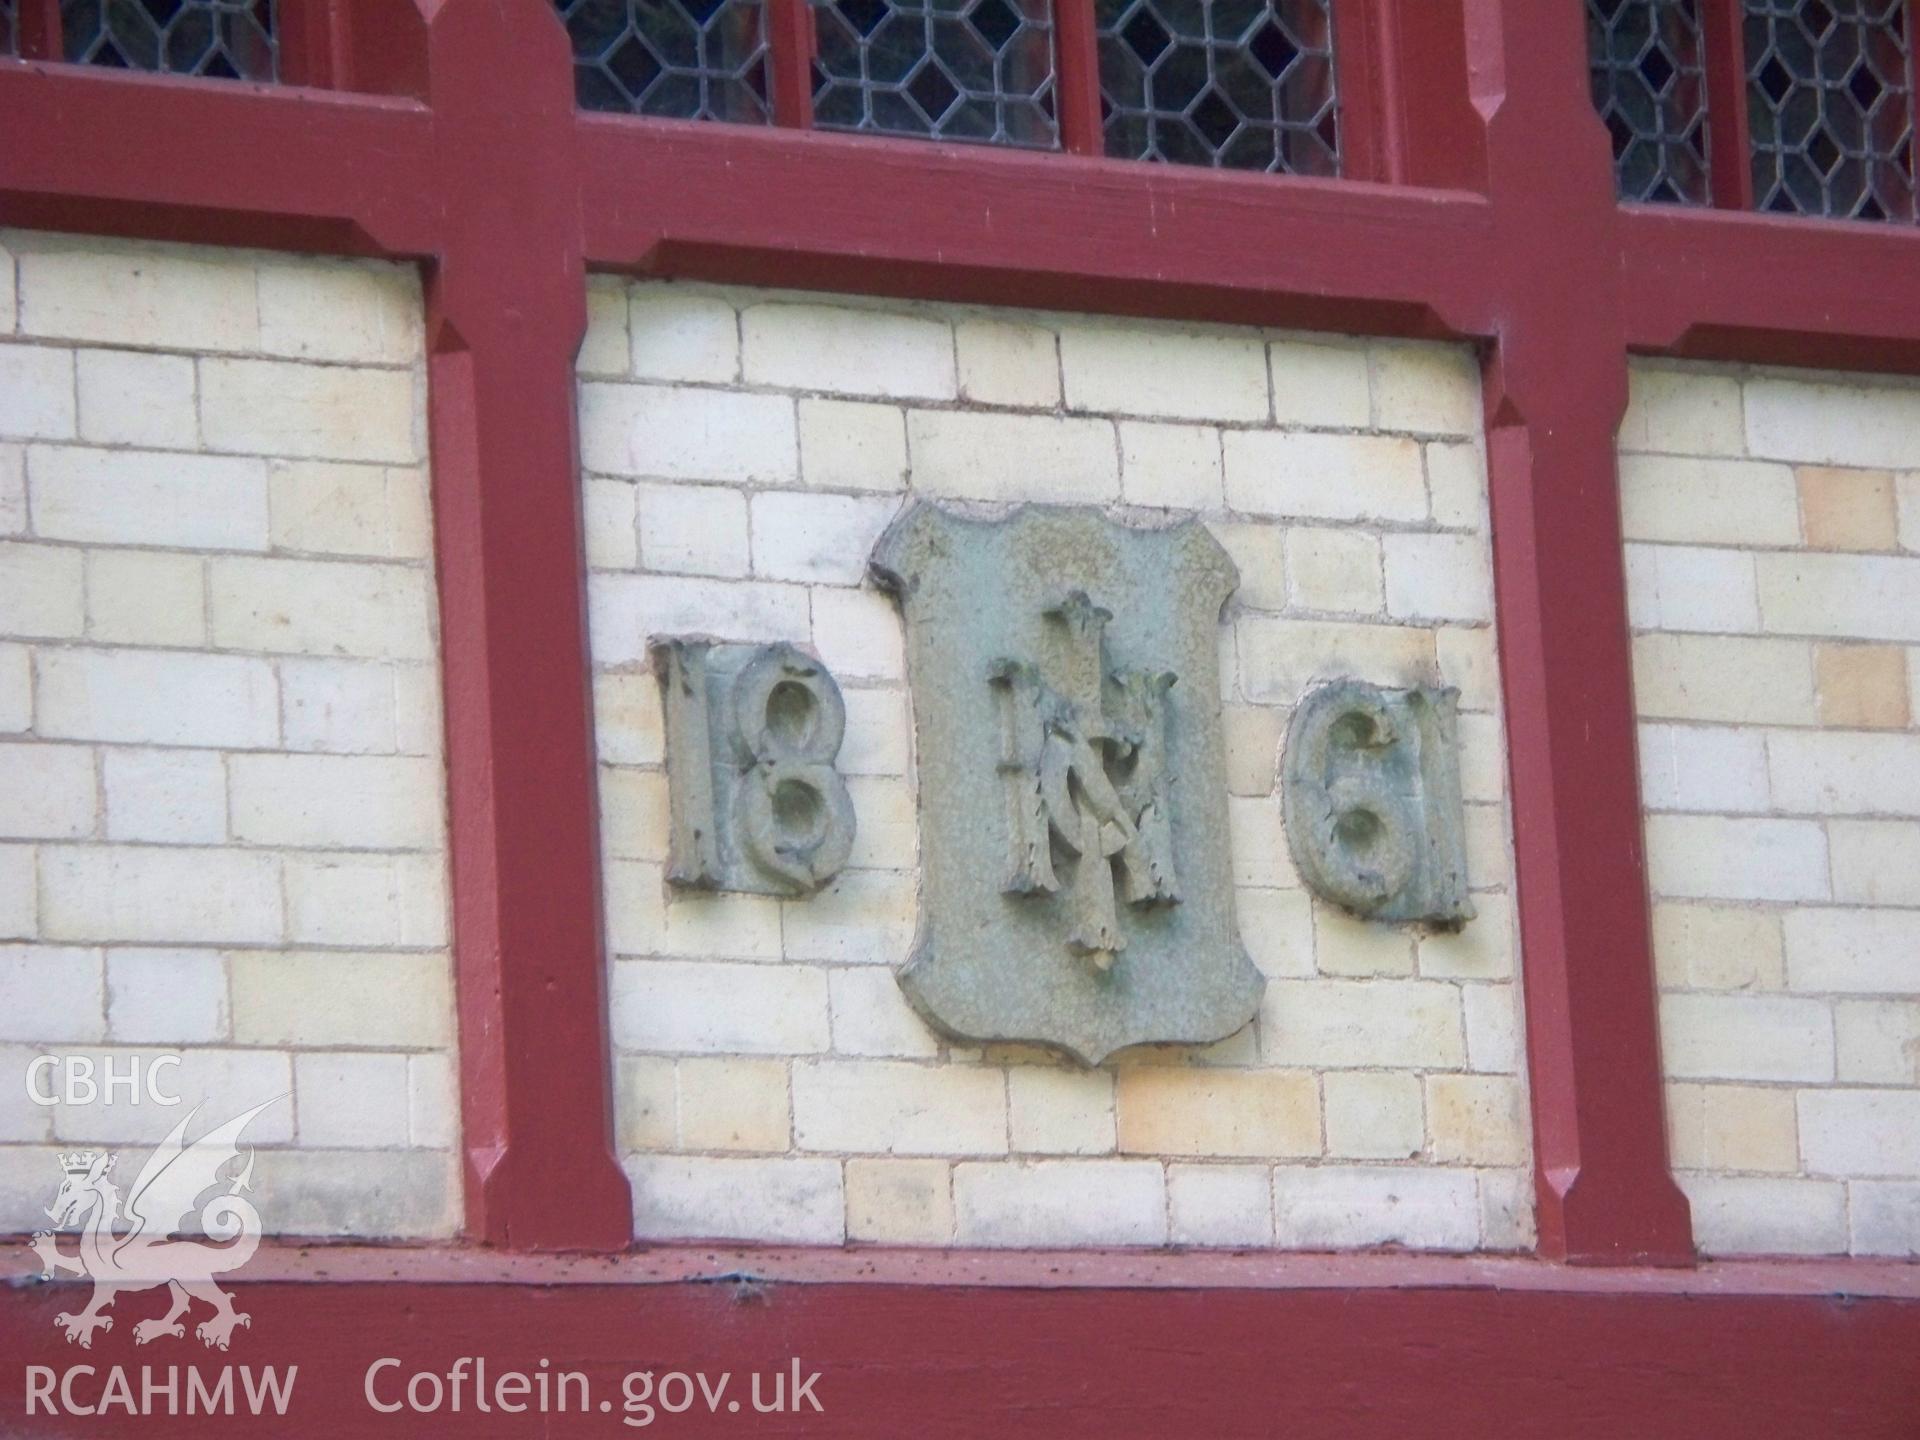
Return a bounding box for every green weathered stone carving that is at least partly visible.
[870,501,1264,1065]
[1281,679,1474,927]
[653,638,856,897]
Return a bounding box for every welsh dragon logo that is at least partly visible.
[27,1098,279,1351]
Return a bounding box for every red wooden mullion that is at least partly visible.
[1053,0,1103,155]
[15,0,61,60]
[275,0,338,88]
[766,0,816,127]
[1700,0,1756,210]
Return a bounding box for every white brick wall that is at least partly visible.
[582,282,1529,1252]
[1625,359,1920,1257]
[0,233,455,1239]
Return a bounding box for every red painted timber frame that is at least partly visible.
[5,1,1920,1431]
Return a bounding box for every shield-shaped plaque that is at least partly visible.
[870,501,1264,1064]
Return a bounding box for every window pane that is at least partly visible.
[1095,0,1338,176]
[1,1,15,57]
[559,0,771,122]
[812,0,1058,149]
[62,0,277,80]
[1587,0,1711,203]
[1745,0,1915,220]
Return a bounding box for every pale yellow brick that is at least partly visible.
[1224,431,1426,523]
[1222,704,1282,796]
[1756,551,1920,644]
[75,349,197,449]
[1370,341,1480,437]
[1420,901,1514,980]
[577,278,630,378]
[1262,978,1465,1069]
[0,945,104,1042]
[1285,527,1381,614]
[0,741,95,840]
[1060,321,1266,422]
[283,851,441,948]
[1227,793,1294,888]
[594,671,664,765]
[592,574,810,663]
[845,1157,953,1243]
[406,1052,456,1148]
[1115,1066,1318,1157]
[0,443,23,534]
[1630,633,1815,725]
[630,288,739,384]
[1119,421,1223,509]
[210,556,434,660]
[1237,887,1313,978]
[1813,643,1909,729]
[744,302,953,399]
[839,686,910,776]
[1384,531,1493,623]
[278,657,398,755]
[1799,1089,1920,1177]
[269,460,429,559]
[230,951,451,1048]
[954,1158,1166,1246]
[907,409,1118,504]
[828,963,938,1055]
[677,1056,791,1152]
[0,845,33,939]
[751,490,896,585]
[1238,615,1434,704]
[809,585,905,681]
[1651,903,1785,991]
[1274,1165,1479,1250]
[1767,729,1920,816]
[256,258,420,365]
[1323,1070,1422,1160]
[1008,1065,1115,1154]
[1835,1000,1920,1084]
[1208,521,1286,612]
[1454,710,1506,804]
[201,357,415,464]
[1625,542,1760,634]
[1269,338,1370,428]
[0,646,26,732]
[1463,983,1521,1072]
[628,1154,843,1243]
[230,753,441,850]
[635,481,749,577]
[31,444,268,550]
[1436,625,1500,711]
[1783,908,1920,995]
[599,765,669,862]
[1646,815,1828,903]
[1661,992,1833,1082]
[616,1055,676,1151]
[0,346,76,442]
[1618,454,1800,546]
[798,398,907,492]
[845,775,916,872]
[1426,1073,1527,1166]
[0,541,83,638]
[1798,466,1901,552]
[103,747,224,844]
[1479,1169,1537,1252]
[41,845,279,944]
[610,958,828,1054]
[1828,820,1920,906]
[17,238,258,351]
[86,549,205,647]
[793,1059,1006,1155]
[1462,802,1511,892]
[660,885,783,960]
[1745,373,1920,469]
[955,317,1059,409]
[1850,1180,1920,1257]
[1899,470,1920,552]
[1314,903,1414,977]
[583,477,639,570]
[1666,1082,1799,1173]
[1425,441,1487,530]
[1620,363,1746,456]
[295,1052,411,1148]
[0,238,12,331]
[579,382,796,483]
[38,647,278,748]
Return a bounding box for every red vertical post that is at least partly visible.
[417,0,632,1251]
[16,0,62,60]
[1054,0,1105,156]
[766,0,816,127]
[275,0,338,88]
[1330,0,1390,182]
[1464,0,1694,1265]
[1700,0,1755,210]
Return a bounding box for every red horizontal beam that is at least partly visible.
[1621,202,1920,372]
[576,115,1499,338]
[0,62,437,255]
[3,1248,1918,1438]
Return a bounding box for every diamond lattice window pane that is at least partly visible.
[1587,0,1711,203]
[1744,0,1915,220]
[558,0,771,122]
[812,0,1058,149]
[62,0,277,80]
[1095,0,1338,175]
[1,2,16,58]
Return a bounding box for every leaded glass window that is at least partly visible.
[811,0,1057,149]
[1745,0,1916,220]
[558,0,771,122]
[1095,0,1338,175]
[61,0,276,79]
[1,2,16,58]
[1587,0,1711,203]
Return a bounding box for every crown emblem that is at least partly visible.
[58,1151,100,1176]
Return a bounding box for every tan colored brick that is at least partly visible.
[86,550,205,647]
[1314,904,1414,977]
[599,766,670,862]
[1370,341,1480,437]
[1631,633,1816,726]
[1651,903,1785,991]
[615,1055,676,1151]
[677,1057,791,1152]
[1620,363,1745,456]
[201,357,416,465]
[1666,1082,1799,1174]
[955,317,1059,409]
[1618,455,1801,546]
[1116,1066,1318,1158]
[845,1157,954,1242]
[1222,704,1282,797]
[577,278,630,378]
[229,951,452,1048]
[1238,616,1435,705]
[1799,466,1901,552]
[594,671,664,765]
[1814,644,1910,729]
[1269,338,1370,428]
[1237,887,1313,978]
[1426,1074,1527,1167]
